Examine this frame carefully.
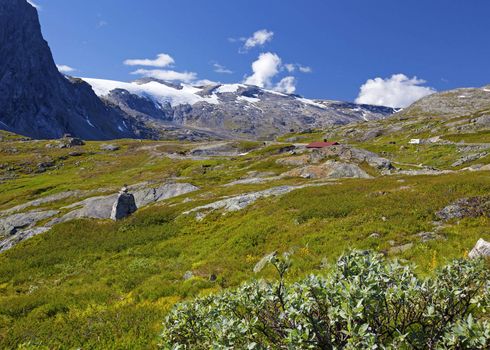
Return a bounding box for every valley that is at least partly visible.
[0,0,489,348]
[0,103,488,346]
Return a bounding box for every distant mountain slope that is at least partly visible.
[397,85,490,118]
[0,0,147,140]
[282,84,490,149]
[84,78,396,140]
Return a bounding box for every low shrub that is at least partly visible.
[160,251,490,349]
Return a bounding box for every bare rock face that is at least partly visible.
[468,238,490,259]
[110,188,137,221]
[0,0,146,140]
[318,145,393,170]
[284,160,371,179]
[0,210,59,236]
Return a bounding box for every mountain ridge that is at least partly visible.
[83,77,396,140]
[0,0,396,141]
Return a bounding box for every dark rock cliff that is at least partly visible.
[0,0,147,140]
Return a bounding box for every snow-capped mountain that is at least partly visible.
[82,77,396,140]
[0,0,395,141]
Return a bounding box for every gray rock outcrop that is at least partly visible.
[0,210,59,236]
[133,183,199,207]
[0,182,199,252]
[436,196,490,221]
[110,187,137,220]
[184,184,321,219]
[0,226,50,252]
[284,160,371,179]
[451,153,487,167]
[52,182,199,225]
[468,238,490,259]
[0,190,80,215]
[318,145,393,170]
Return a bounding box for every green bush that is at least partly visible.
[160,251,490,349]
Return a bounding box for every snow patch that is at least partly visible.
[216,84,245,94]
[82,78,220,107]
[264,89,288,97]
[296,97,327,109]
[85,118,95,128]
[237,96,260,104]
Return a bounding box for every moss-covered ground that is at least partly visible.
[0,127,488,348]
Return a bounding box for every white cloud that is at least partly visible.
[299,65,312,73]
[355,74,436,108]
[124,53,175,68]
[131,69,197,83]
[274,76,296,94]
[56,64,76,73]
[284,63,312,73]
[244,52,282,88]
[27,0,40,9]
[213,63,233,74]
[285,63,296,73]
[243,29,274,50]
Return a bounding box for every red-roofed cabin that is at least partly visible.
[306,141,339,149]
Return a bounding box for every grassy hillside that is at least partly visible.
[0,120,489,348]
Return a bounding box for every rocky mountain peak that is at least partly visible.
[0,0,147,140]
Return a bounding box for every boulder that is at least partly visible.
[110,187,137,221]
[436,196,490,221]
[468,238,490,259]
[58,137,85,148]
[100,144,120,151]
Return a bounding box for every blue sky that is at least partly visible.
[31,0,490,106]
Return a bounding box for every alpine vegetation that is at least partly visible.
[160,251,490,349]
